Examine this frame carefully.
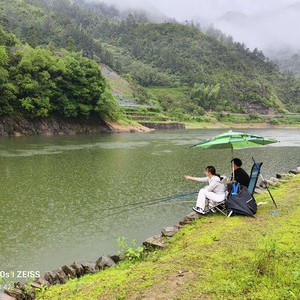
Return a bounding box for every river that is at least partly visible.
[0,128,299,281]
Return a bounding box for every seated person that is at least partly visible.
[227,158,250,193]
[185,165,226,215]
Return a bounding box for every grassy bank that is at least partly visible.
[121,106,300,129]
[184,121,300,129]
[37,175,300,299]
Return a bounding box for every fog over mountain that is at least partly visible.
[213,1,300,56]
[94,0,300,56]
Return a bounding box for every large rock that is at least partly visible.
[0,293,16,300]
[289,169,300,175]
[276,173,287,179]
[61,265,77,279]
[43,269,65,285]
[109,254,121,264]
[264,179,276,186]
[95,256,116,270]
[143,235,166,249]
[55,268,68,284]
[269,177,280,182]
[161,226,180,237]
[81,262,98,274]
[13,282,35,300]
[179,212,203,225]
[254,187,264,194]
[70,261,86,277]
[3,289,24,300]
[29,282,44,290]
[33,277,50,288]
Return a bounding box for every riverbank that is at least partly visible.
[0,116,151,136]
[1,115,299,136]
[185,121,300,129]
[12,171,296,299]
[106,120,300,131]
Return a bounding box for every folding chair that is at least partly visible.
[247,161,263,195]
[204,176,229,215]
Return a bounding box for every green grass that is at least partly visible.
[147,87,189,107]
[37,175,300,299]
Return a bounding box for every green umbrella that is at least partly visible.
[191,130,278,156]
[191,130,278,182]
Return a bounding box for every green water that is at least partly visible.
[0,128,299,280]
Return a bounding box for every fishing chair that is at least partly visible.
[247,161,263,195]
[203,176,228,215]
[206,161,263,216]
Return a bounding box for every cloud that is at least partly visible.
[92,0,300,54]
[213,1,300,53]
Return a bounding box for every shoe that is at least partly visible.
[192,206,206,214]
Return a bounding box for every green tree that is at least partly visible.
[53,52,106,118]
[11,46,57,117]
[96,88,122,121]
[0,45,15,114]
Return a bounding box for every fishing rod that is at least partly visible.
[109,190,198,214]
[124,192,197,212]
[151,191,198,202]
[70,190,198,229]
[116,190,198,212]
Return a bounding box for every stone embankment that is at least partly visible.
[1,166,300,300]
[0,116,151,136]
[0,116,112,136]
[138,122,185,130]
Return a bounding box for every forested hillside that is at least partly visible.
[0,26,121,119]
[1,0,300,116]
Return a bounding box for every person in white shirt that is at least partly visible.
[185,166,226,214]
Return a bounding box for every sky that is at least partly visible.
[149,0,295,20]
[98,0,300,54]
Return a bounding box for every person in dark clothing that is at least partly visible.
[230,158,250,187]
[227,158,250,194]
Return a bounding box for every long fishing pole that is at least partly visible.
[70,190,198,229]
[125,192,197,212]
[152,191,198,202]
[120,190,198,212]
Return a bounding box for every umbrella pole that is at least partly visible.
[231,145,235,182]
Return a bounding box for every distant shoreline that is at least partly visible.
[184,122,300,130]
[0,115,299,137]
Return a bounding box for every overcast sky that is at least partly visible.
[99,0,300,54]
[148,0,296,19]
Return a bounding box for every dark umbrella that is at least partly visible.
[226,186,257,217]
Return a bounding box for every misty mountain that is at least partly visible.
[0,0,300,114]
[218,11,248,23]
[206,2,300,75]
[75,0,168,23]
